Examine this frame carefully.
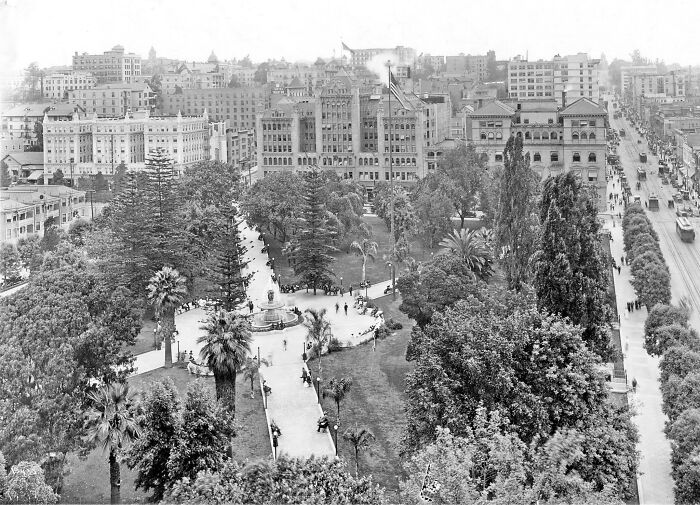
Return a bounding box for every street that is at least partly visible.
[609,104,700,330]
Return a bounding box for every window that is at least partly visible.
[572,131,579,140]
[589,132,596,140]
[550,152,559,162]
[589,120,596,127]
[548,118,554,124]
[525,131,531,139]
[533,152,541,162]
[496,132,503,140]
[495,154,503,162]
[573,152,581,162]
[550,132,557,140]
[487,132,495,140]
[571,120,580,127]
[588,152,597,162]
[581,132,588,140]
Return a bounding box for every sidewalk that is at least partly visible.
[603,176,674,505]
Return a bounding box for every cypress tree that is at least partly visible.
[290,170,337,294]
[532,172,613,359]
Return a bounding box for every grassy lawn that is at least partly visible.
[61,367,270,504]
[265,215,485,290]
[308,294,414,500]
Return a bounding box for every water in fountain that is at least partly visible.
[251,277,298,331]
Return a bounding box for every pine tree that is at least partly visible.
[532,173,613,359]
[208,204,250,311]
[495,136,540,291]
[290,170,337,294]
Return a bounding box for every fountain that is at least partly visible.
[251,278,299,331]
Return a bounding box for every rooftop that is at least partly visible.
[1,152,44,166]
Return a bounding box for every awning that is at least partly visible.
[27,170,44,181]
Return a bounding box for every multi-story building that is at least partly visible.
[255,77,451,197]
[1,185,90,244]
[627,72,686,118]
[344,45,416,68]
[1,152,44,184]
[208,121,255,167]
[470,97,608,207]
[445,54,489,81]
[619,65,658,94]
[68,82,155,117]
[1,102,84,152]
[72,46,141,84]
[43,71,96,100]
[161,86,271,131]
[43,110,209,182]
[508,54,600,106]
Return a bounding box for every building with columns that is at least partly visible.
[470,97,608,208]
[43,110,209,182]
[256,77,451,198]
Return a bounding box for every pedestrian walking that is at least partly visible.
[248,300,254,314]
[301,367,308,384]
[344,302,348,316]
[621,256,624,265]
[349,285,353,297]
[632,377,638,392]
[283,338,287,351]
[335,302,340,313]
[340,287,344,297]
[617,265,621,274]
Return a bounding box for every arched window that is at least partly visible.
[588,152,597,162]
[496,132,503,139]
[412,158,417,165]
[359,158,364,166]
[550,152,559,162]
[572,131,579,140]
[582,132,589,140]
[488,132,495,140]
[533,152,541,162]
[525,131,531,139]
[550,132,557,140]
[533,131,541,140]
[589,132,596,140]
[573,152,581,162]
[516,131,522,138]
[481,132,487,140]
[264,157,268,165]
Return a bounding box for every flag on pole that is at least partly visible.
[341,42,353,53]
[389,71,410,109]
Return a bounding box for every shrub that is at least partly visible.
[327,337,344,353]
[386,318,404,330]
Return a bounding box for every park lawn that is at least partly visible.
[310,293,414,500]
[60,367,270,504]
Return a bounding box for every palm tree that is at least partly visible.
[242,356,269,398]
[350,238,379,284]
[439,228,493,280]
[322,376,353,421]
[147,266,187,368]
[85,383,140,504]
[304,308,332,375]
[198,310,252,414]
[342,424,375,476]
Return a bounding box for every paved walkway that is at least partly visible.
[131,220,385,459]
[603,174,674,505]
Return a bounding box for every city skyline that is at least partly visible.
[1,0,700,76]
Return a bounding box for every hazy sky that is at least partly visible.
[1,0,699,75]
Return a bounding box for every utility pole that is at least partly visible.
[387,61,396,300]
[111,133,115,176]
[69,157,74,219]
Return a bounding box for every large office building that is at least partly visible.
[72,45,142,84]
[43,71,96,100]
[68,82,155,117]
[445,54,489,82]
[470,97,608,207]
[343,45,416,69]
[255,77,451,197]
[160,86,272,131]
[209,121,255,167]
[619,65,658,94]
[507,53,600,106]
[43,110,209,181]
[1,185,90,245]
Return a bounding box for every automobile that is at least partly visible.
[676,208,689,218]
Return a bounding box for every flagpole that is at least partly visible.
[387,60,396,300]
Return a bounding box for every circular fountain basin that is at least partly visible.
[250,309,299,332]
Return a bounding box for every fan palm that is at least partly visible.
[304,308,332,375]
[147,266,187,368]
[350,238,379,284]
[85,383,140,504]
[242,356,269,398]
[342,424,375,476]
[439,228,493,280]
[198,310,252,414]
[322,376,353,421]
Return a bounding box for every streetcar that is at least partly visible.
[639,152,647,163]
[676,216,695,242]
[648,194,659,210]
[637,167,647,180]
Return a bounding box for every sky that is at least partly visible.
[1,0,699,76]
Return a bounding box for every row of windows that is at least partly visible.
[530,152,597,163]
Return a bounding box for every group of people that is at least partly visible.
[300,367,313,387]
[626,299,643,312]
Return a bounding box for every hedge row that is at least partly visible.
[623,203,700,502]
[621,204,671,309]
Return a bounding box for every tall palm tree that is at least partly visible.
[242,356,269,398]
[439,228,493,280]
[322,376,353,421]
[304,308,332,375]
[198,310,252,414]
[350,238,379,284]
[342,424,375,476]
[85,383,140,505]
[147,266,187,368]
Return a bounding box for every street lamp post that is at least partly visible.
[333,423,339,456]
[316,377,321,404]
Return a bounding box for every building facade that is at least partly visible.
[255,78,451,196]
[1,152,44,184]
[1,185,90,245]
[470,97,608,207]
[43,110,209,181]
[68,82,155,117]
[72,45,142,84]
[508,54,600,106]
[161,86,272,130]
[43,71,96,100]
[345,45,416,68]
[1,103,84,152]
